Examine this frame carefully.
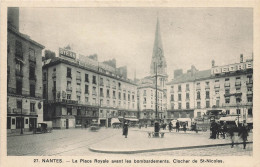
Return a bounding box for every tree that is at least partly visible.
[43,50,56,60]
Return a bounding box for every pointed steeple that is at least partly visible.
[150,17,167,76]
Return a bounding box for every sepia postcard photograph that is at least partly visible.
[1,1,260,167]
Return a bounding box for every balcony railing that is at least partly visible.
[246,80,253,87]
[66,86,72,91]
[76,88,81,93]
[112,85,116,89]
[30,112,37,115]
[247,91,253,95]
[235,81,241,86]
[100,82,104,86]
[196,86,201,90]
[92,92,97,96]
[214,84,220,88]
[205,85,210,89]
[170,89,174,93]
[100,93,104,97]
[106,84,110,88]
[224,83,230,87]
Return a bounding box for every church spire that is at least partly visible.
[150,17,167,76]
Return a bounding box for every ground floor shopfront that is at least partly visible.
[166,109,194,122]
[7,95,43,133]
[44,99,99,129]
[194,105,253,123]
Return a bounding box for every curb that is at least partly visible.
[88,141,253,154]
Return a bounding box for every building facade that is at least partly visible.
[167,55,253,124]
[137,79,165,125]
[7,8,45,132]
[43,48,138,129]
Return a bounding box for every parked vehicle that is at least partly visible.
[35,123,52,133]
[112,122,122,128]
[177,118,193,130]
[90,123,100,131]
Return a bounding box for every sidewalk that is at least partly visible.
[89,128,253,154]
[7,131,34,137]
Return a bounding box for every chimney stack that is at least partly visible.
[240,54,243,63]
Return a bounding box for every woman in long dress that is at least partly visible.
[123,122,128,138]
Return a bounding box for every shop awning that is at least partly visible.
[247,117,253,123]
[111,118,121,124]
[177,118,192,122]
[125,118,139,121]
[219,117,238,121]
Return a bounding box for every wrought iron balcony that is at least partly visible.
[235,81,241,86]
[66,86,72,91]
[224,82,230,87]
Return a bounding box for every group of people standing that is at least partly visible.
[210,120,249,149]
[160,120,187,132]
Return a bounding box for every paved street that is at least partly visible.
[7,128,252,156]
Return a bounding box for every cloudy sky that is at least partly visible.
[19,8,253,80]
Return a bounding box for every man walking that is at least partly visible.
[238,123,248,149]
[169,122,173,132]
[228,126,235,148]
[183,122,187,133]
[176,120,180,132]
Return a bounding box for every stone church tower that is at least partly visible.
[150,18,168,90]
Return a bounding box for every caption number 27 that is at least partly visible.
[34,159,39,163]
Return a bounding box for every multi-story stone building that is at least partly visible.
[167,55,253,124]
[7,8,45,132]
[137,79,165,125]
[43,48,138,129]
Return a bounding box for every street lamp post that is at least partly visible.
[20,100,23,135]
[155,63,158,121]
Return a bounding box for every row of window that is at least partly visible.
[66,68,134,91]
[142,90,163,98]
[170,75,253,92]
[15,100,36,113]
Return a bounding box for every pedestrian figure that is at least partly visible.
[194,122,198,133]
[210,120,217,139]
[228,126,235,148]
[123,122,129,138]
[176,120,180,132]
[169,122,173,132]
[183,122,187,133]
[222,121,227,139]
[216,121,221,139]
[238,123,248,149]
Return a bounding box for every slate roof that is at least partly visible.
[167,69,211,85]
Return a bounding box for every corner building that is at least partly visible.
[43,48,137,129]
[167,55,253,124]
[7,8,45,132]
[137,79,165,125]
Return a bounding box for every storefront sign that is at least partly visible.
[212,61,253,75]
[59,48,76,59]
